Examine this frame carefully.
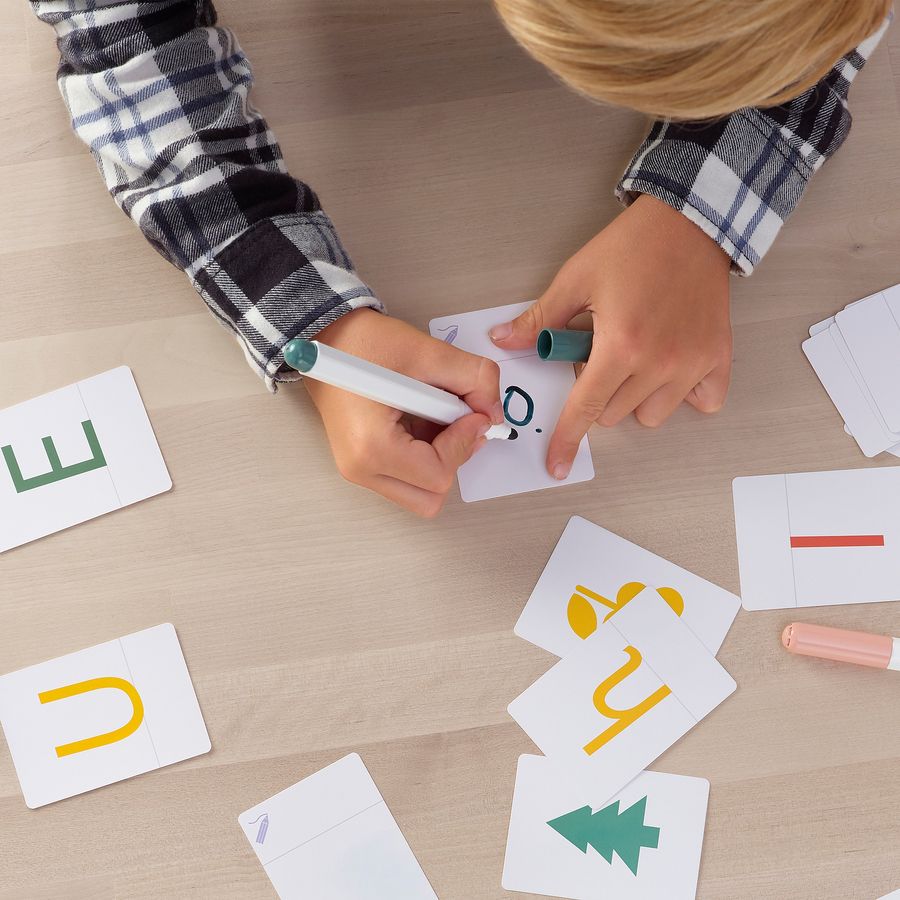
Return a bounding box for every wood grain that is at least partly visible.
[1,3,898,898]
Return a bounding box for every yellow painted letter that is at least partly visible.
[567,583,686,641]
[582,646,671,756]
[38,677,144,758]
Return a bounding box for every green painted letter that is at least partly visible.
[2,420,107,493]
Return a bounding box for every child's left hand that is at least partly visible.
[489,194,733,480]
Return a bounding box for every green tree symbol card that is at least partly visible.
[0,367,171,553]
[503,755,709,899]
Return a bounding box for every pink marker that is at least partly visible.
[782,622,900,671]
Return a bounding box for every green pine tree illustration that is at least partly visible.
[546,795,660,876]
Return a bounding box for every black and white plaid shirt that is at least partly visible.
[31,1,888,390]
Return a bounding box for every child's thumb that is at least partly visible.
[488,292,572,351]
[432,414,491,472]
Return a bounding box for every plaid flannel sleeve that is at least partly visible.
[617,19,890,276]
[31,0,383,391]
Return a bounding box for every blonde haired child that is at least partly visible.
[31,0,889,515]
[494,0,891,118]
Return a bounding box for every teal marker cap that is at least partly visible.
[283,339,318,373]
[536,328,592,363]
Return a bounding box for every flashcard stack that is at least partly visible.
[803,283,900,458]
[503,515,740,898]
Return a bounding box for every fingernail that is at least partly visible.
[489,322,513,342]
[552,462,571,481]
[490,401,505,425]
[478,421,491,437]
[475,436,488,452]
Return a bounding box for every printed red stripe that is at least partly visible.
[790,534,885,548]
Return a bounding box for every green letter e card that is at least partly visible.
[0,367,171,553]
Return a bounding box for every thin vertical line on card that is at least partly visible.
[783,474,800,608]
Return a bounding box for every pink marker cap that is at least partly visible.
[782,622,895,669]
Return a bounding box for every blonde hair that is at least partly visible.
[493,0,890,120]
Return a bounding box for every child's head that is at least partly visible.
[494,0,890,120]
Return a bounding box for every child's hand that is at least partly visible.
[490,194,732,479]
[306,309,503,516]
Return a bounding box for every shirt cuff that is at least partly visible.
[190,211,384,391]
[616,110,818,276]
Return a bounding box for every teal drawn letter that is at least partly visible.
[2,420,106,493]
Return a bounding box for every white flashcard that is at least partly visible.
[0,367,171,553]
[805,287,900,459]
[802,328,900,457]
[876,891,900,899]
[515,516,740,659]
[503,755,709,900]
[508,590,735,803]
[239,753,437,900]
[836,287,900,433]
[429,303,594,501]
[830,322,900,445]
[733,467,900,609]
[0,624,210,808]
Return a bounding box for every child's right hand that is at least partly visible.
[306,309,504,517]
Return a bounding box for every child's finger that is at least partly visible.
[596,372,664,427]
[430,413,491,473]
[488,283,580,351]
[367,474,448,518]
[376,414,489,494]
[686,364,730,414]
[407,339,503,422]
[634,380,693,428]
[546,351,631,479]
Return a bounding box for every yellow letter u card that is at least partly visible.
[508,590,735,805]
[0,624,210,808]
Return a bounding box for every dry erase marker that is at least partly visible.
[782,622,900,671]
[282,339,514,440]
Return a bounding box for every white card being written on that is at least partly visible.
[516,516,740,658]
[0,367,171,553]
[0,624,210,808]
[503,755,709,900]
[429,303,593,501]
[733,467,900,609]
[239,753,437,900]
[508,590,735,804]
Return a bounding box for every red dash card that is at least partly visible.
[733,467,900,610]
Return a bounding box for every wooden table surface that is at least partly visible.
[2,3,899,898]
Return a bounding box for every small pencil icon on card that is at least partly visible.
[249,813,269,845]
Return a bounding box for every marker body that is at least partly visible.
[782,622,899,671]
[282,340,513,440]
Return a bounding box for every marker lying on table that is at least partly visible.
[537,328,592,363]
[282,339,514,440]
[782,622,900,671]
